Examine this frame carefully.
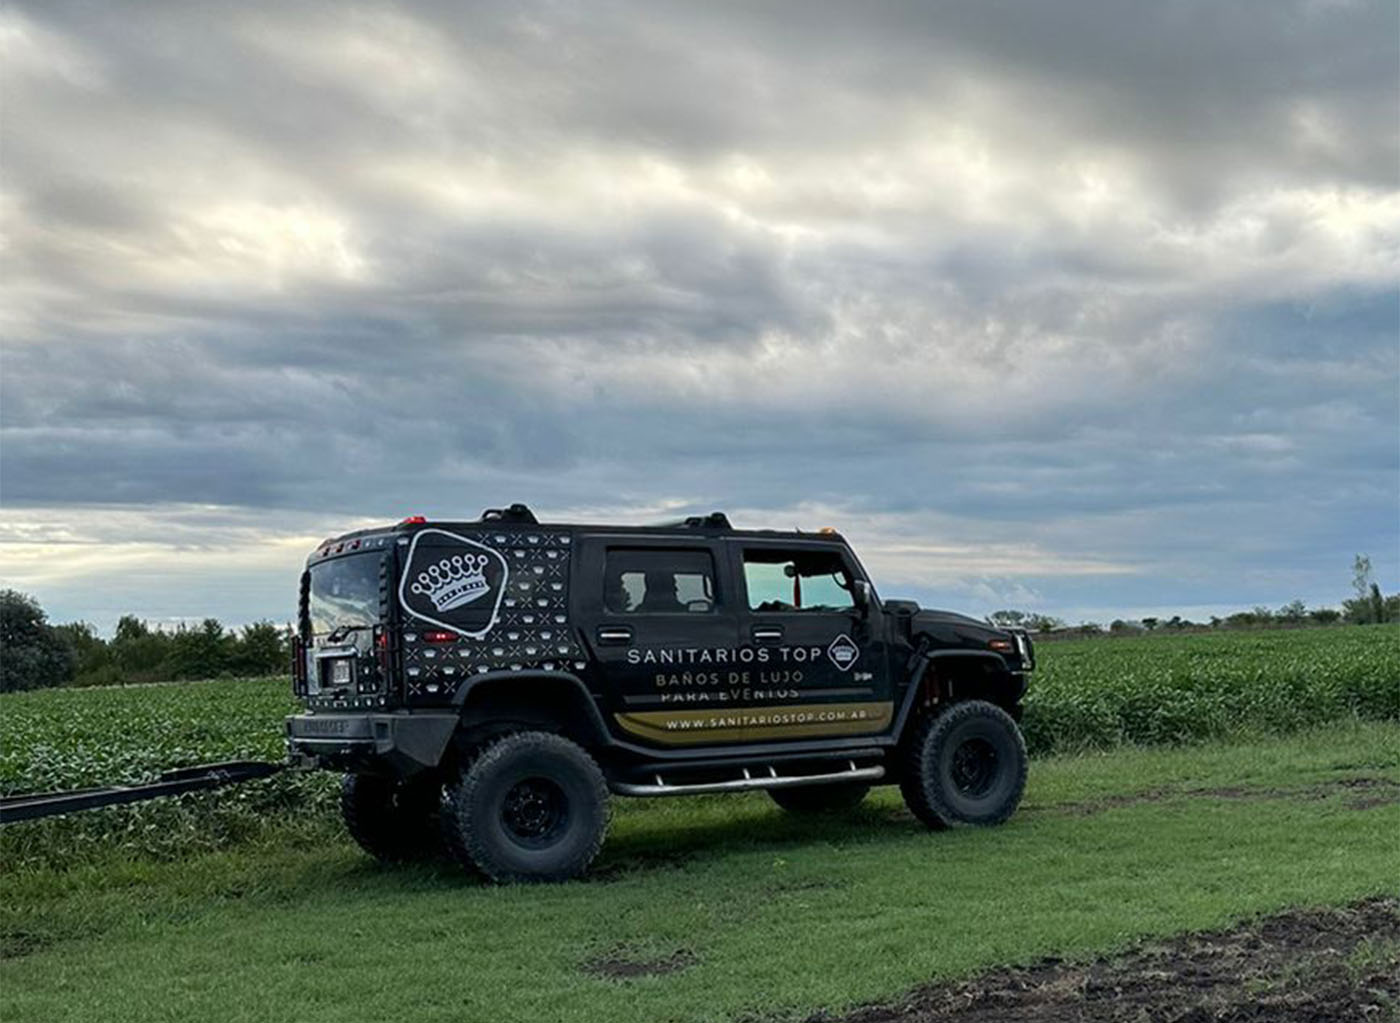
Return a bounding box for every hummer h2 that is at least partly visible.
[287,505,1034,882]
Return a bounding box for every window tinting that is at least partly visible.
[604,549,716,614]
[742,549,854,613]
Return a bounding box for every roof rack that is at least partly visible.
[650,512,732,530]
[480,503,539,525]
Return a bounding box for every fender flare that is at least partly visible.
[891,648,1015,742]
[450,669,614,748]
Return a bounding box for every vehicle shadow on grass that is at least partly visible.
[591,800,923,881]
[345,800,929,890]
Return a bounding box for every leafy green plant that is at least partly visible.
[1,626,1396,871]
[1020,625,1400,754]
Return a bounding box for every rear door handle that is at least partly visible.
[596,626,633,644]
[752,625,783,643]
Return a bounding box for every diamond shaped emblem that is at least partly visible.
[827,634,860,671]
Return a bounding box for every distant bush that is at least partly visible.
[66,613,293,688]
[0,591,76,693]
[1,592,294,691]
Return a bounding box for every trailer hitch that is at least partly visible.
[0,760,286,824]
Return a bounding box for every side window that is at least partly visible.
[604,549,717,614]
[743,548,854,613]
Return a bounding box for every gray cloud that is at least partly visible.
[1,0,1397,628]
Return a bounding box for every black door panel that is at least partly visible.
[574,538,742,747]
[726,540,896,742]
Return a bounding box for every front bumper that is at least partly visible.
[285,711,458,775]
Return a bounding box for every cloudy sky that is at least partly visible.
[2,0,1397,633]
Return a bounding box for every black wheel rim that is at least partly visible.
[950,737,999,798]
[501,777,569,847]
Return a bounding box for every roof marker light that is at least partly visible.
[400,515,427,525]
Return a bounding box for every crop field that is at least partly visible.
[1,625,1397,1021]
[1021,624,1398,751]
[3,625,1395,872]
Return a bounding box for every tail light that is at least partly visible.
[370,625,396,698]
[291,636,308,696]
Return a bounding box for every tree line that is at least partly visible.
[0,590,293,693]
[1,556,1395,692]
[990,555,1396,639]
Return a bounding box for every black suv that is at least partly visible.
[287,504,1034,882]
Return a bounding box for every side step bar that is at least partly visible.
[0,760,285,824]
[612,761,884,798]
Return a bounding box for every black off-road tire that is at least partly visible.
[899,713,951,830]
[340,772,442,862]
[768,782,871,814]
[439,731,610,883]
[900,700,1027,829]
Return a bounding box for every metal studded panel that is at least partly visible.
[398,528,583,702]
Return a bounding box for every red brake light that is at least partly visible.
[423,630,456,643]
[400,515,427,525]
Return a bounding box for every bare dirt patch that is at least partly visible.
[583,947,698,980]
[809,897,1399,1023]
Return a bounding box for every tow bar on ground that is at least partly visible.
[0,760,286,824]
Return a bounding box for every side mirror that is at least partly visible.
[852,580,872,617]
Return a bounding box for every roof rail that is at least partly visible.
[650,512,732,530]
[480,503,539,525]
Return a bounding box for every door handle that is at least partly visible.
[752,626,783,643]
[597,626,633,644]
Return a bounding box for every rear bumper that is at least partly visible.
[285,711,457,775]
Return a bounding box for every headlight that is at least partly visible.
[1013,631,1034,669]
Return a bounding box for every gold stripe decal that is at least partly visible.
[615,702,894,746]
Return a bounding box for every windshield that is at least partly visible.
[308,553,382,635]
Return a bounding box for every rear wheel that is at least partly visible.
[340,773,442,862]
[900,700,1027,829]
[440,731,610,883]
[768,782,870,814]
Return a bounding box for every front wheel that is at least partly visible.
[900,700,1027,829]
[440,731,610,883]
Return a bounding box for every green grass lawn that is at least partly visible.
[4,721,1396,1023]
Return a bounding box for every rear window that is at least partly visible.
[308,553,381,634]
[604,548,716,614]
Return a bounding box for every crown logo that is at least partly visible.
[411,553,491,611]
